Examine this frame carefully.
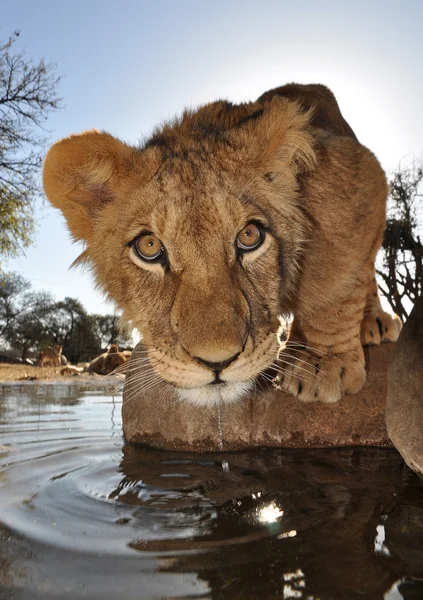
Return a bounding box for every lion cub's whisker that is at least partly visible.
[270,362,321,384]
[157,382,174,406]
[125,377,160,394]
[270,359,321,378]
[273,356,322,378]
[277,350,325,371]
[114,358,158,373]
[124,364,158,378]
[282,345,326,361]
[276,352,329,377]
[252,374,270,400]
[101,356,144,375]
[113,355,162,372]
[127,380,165,402]
[259,372,275,385]
[127,358,161,367]
[288,349,330,365]
[284,341,334,358]
[127,375,164,391]
[125,362,172,385]
[125,371,163,388]
[272,362,324,381]
[103,383,124,398]
[260,371,273,381]
[106,361,142,376]
[123,378,164,406]
[269,367,319,389]
[126,374,161,389]
[124,378,162,399]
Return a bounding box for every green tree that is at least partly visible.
[93,314,132,349]
[0,31,62,259]
[51,297,101,363]
[0,273,132,363]
[0,272,55,358]
[377,159,423,321]
[4,290,54,360]
[0,270,31,338]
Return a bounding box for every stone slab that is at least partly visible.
[123,344,394,452]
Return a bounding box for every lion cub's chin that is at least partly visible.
[176,381,254,406]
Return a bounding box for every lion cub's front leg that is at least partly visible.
[275,298,368,403]
[275,272,402,403]
[276,338,365,403]
[360,277,402,345]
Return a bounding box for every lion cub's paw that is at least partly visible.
[274,346,366,403]
[360,311,402,346]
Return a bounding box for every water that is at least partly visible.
[0,382,423,600]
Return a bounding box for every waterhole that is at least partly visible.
[0,382,422,599]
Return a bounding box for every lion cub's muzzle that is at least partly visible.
[134,329,278,406]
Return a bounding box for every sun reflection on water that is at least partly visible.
[257,501,284,524]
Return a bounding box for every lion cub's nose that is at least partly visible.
[195,353,240,373]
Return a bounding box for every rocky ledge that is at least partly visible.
[123,343,395,452]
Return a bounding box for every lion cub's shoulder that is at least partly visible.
[258,83,357,140]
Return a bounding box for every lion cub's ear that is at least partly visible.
[43,131,139,241]
[232,96,317,175]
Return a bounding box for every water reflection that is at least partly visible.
[0,382,422,599]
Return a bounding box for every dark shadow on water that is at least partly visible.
[114,444,423,600]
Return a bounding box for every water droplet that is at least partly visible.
[217,398,223,450]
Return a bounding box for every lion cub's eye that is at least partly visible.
[236,222,264,253]
[132,233,165,262]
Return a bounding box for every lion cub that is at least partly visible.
[43,83,400,405]
[39,344,63,368]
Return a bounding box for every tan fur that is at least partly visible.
[84,352,107,374]
[103,344,128,374]
[43,83,401,404]
[60,365,82,376]
[39,344,62,367]
[84,344,128,375]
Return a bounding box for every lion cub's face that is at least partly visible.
[43,99,314,404]
[107,168,283,404]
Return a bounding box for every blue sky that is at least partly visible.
[2,0,423,315]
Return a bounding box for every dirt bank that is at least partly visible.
[0,363,124,382]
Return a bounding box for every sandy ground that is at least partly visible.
[0,363,124,382]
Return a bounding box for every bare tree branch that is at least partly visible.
[378,158,423,320]
[0,30,62,260]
